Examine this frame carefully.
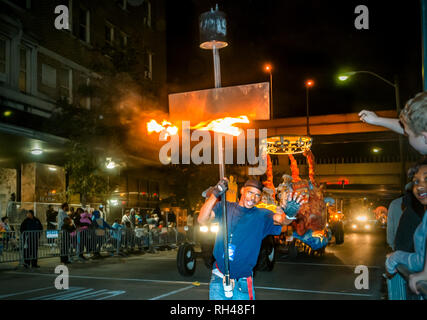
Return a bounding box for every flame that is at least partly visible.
[146,115,250,138]
[191,115,249,136]
[146,119,178,138]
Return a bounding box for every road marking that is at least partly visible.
[95,291,126,300]
[44,288,94,300]
[28,287,87,300]
[6,271,210,286]
[254,286,374,297]
[4,272,374,299]
[27,287,126,300]
[276,261,382,269]
[149,285,195,300]
[0,287,52,299]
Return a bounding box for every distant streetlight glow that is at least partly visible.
[106,157,116,169]
[305,79,315,136]
[263,63,273,119]
[337,72,357,81]
[305,79,315,88]
[31,148,43,155]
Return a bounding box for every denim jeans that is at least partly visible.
[209,268,255,300]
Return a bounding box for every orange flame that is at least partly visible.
[146,120,178,137]
[146,115,250,138]
[191,115,249,136]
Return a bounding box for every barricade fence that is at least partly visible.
[396,264,427,300]
[0,226,185,265]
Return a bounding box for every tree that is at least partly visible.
[49,31,162,206]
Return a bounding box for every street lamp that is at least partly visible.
[31,148,43,155]
[305,79,315,136]
[338,70,405,192]
[106,157,116,169]
[264,64,273,119]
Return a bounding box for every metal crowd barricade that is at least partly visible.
[20,230,60,266]
[0,224,183,265]
[0,231,20,263]
[396,264,427,300]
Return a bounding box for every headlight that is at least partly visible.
[210,224,219,233]
[200,225,209,233]
[356,216,367,222]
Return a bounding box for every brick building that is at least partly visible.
[0,0,173,222]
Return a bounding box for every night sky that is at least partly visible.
[165,0,423,119]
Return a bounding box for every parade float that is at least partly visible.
[254,136,345,270]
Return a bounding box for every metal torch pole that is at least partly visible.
[212,44,231,292]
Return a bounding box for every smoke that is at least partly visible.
[112,75,170,159]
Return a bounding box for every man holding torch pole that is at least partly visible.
[198,178,306,300]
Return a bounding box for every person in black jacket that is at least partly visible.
[388,158,427,300]
[394,190,426,253]
[395,159,427,253]
[20,210,43,268]
[60,217,76,264]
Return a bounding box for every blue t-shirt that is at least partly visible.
[212,201,282,279]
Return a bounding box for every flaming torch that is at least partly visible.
[199,5,233,297]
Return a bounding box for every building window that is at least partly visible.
[119,32,128,49]
[67,0,73,32]
[79,75,91,109]
[144,50,152,80]
[78,7,90,43]
[58,68,72,102]
[143,1,151,28]
[105,23,114,46]
[41,64,56,88]
[19,46,30,93]
[0,38,8,82]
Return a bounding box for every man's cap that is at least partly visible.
[244,179,264,192]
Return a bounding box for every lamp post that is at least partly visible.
[264,64,273,119]
[338,70,405,192]
[305,79,315,136]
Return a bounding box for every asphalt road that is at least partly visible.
[0,228,388,300]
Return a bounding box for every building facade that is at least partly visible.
[0,0,169,222]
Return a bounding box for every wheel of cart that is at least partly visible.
[255,235,276,271]
[287,240,298,260]
[333,221,345,245]
[201,243,215,269]
[177,243,197,276]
